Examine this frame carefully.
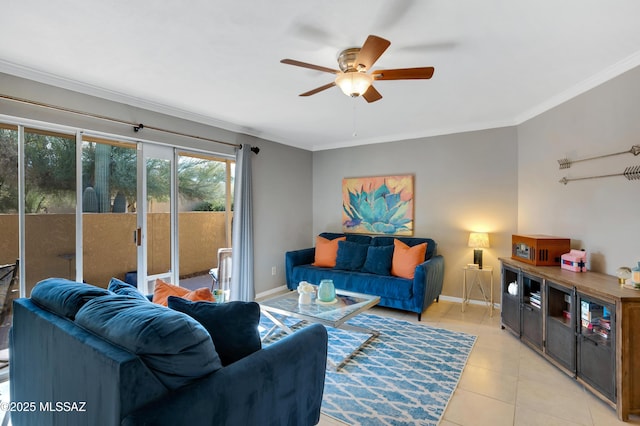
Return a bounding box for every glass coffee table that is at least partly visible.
[259,287,380,371]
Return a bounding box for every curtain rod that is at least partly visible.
[0,93,255,151]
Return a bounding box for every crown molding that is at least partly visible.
[0,59,260,139]
[514,50,640,125]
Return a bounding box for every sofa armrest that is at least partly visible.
[285,247,315,289]
[413,255,444,311]
[122,323,328,426]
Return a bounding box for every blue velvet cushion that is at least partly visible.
[361,245,394,276]
[372,236,436,260]
[30,278,111,320]
[335,240,369,271]
[168,297,262,366]
[75,295,222,390]
[319,232,372,245]
[108,277,150,302]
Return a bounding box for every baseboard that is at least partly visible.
[255,284,288,301]
[439,294,501,309]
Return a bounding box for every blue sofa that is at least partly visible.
[10,278,328,426]
[286,233,444,320]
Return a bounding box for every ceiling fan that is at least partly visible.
[281,35,434,103]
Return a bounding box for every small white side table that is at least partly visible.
[462,266,494,316]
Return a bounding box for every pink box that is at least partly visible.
[561,249,587,272]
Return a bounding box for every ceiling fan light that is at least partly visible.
[335,72,373,97]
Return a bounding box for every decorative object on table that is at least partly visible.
[468,232,489,269]
[213,289,227,303]
[511,234,570,266]
[259,313,476,426]
[342,174,414,235]
[616,267,632,285]
[297,281,315,305]
[632,262,640,288]
[317,279,336,303]
[561,249,587,272]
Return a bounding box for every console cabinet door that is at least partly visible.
[577,293,615,402]
[520,272,543,350]
[545,281,576,372]
[501,264,521,335]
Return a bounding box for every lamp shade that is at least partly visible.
[468,232,490,249]
[335,71,373,97]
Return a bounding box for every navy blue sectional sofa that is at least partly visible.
[286,233,444,320]
[10,278,328,426]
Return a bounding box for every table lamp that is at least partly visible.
[468,232,490,269]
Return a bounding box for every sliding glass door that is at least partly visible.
[23,128,76,295]
[81,136,138,287]
[1,118,235,297]
[0,124,18,351]
[138,144,176,294]
[177,152,234,284]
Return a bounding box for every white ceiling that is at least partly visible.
[2,1,640,151]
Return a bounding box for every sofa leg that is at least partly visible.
[417,313,422,321]
[436,296,439,303]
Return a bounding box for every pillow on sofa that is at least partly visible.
[108,277,150,302]
[320,232,372,245]
[75,295,222,390]
[152,279,215,306]
[30,278,111,320]
[372,236,436,261]
[335,240,369,271]
[312,236,346,267]
[168,297,262,366]
[361,245,394,276]
[391,239,427,279]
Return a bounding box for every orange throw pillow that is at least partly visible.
[184,287,216,303]
[153,279,215,306]
[391,239,427,279]
[312,236,346,268]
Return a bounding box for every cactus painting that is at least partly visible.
[342,175,414,235]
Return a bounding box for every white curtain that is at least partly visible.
[230,144,255,301]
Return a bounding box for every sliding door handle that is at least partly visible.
[134,228,142,246]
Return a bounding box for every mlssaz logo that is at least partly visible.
[39,401,87,412]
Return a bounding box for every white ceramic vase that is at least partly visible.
[298,293,311,305]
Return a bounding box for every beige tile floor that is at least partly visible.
[317,300,640,426]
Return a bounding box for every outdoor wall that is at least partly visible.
[517,65,640,274]
[311,127,519,302]
[0,212,227,294]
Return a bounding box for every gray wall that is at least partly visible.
[518,65,640,275]
[312,128,519,300]
[249,135,312,293]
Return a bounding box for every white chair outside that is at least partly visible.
[209,248,232,301]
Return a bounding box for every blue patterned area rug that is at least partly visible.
[260,313,476,426]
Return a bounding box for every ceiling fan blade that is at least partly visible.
[299,82,336,97]
[280,59,339,74]
[362,85,382,103]
[372,67,435,80]
[355,35,391,71]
